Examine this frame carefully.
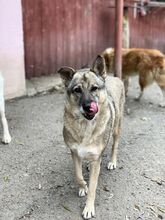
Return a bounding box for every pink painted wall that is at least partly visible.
[0,0,25,99]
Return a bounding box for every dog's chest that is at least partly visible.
[71,144,100,161]
[70,123,100,161]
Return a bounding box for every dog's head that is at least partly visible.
[58,55,107,120]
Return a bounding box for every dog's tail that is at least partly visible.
[101,48,115,75]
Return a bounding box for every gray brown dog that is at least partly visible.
[58,55,125,219]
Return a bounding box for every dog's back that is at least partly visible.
[102,47,165,75]
[122,49,165,77]
[102,48,165,105]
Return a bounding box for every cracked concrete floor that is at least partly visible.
[0,77,165,220]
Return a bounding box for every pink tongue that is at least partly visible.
[89,102,98,114]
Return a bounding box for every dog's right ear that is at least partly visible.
[58,67,76,87]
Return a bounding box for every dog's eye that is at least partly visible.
[73,87,82,93]
[91,85,98,92]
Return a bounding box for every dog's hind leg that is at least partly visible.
[160,87,165,107]
[71,152,88,197]
[123,77,129,97]
[135,74,147,101]
[135,90,143,101]
[107,119,121,170]
[0,101,11,144]
[156,75,165,107]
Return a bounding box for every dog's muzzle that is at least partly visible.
[81,101,98,120]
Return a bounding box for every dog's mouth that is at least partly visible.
[81,101,98,120]
[82,113,96,120]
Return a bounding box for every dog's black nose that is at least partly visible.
[81,100,98,120]
[82,101,91,112]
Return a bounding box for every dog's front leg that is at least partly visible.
[71,152,88,197]
[0,108,11,144]
[82,158,101,219]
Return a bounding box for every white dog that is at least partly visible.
[0,73,11,144]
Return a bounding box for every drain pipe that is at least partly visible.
[114,0,124,79]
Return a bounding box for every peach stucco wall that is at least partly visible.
[0,0,25,99]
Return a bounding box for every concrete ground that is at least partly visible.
[26,75,64,97]
[0,77,165,220]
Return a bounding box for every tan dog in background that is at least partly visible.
[58,56,125,219]
[102,48,165,106]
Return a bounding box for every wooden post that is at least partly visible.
[114,0,124,79]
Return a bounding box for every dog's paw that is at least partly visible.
[79,185,88,197]
[134,96,140,102]
[107,161,116,170]
[159,102,165,108]
[2,134,11,144]
[82,204,95,219]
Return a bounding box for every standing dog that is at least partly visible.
[0,72,11,144]
[102,48,165,106]
[58,56,125,219]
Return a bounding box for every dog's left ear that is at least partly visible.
[91,55,106,79]
[58,67,76,87]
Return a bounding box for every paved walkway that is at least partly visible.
[0,77,165,220]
